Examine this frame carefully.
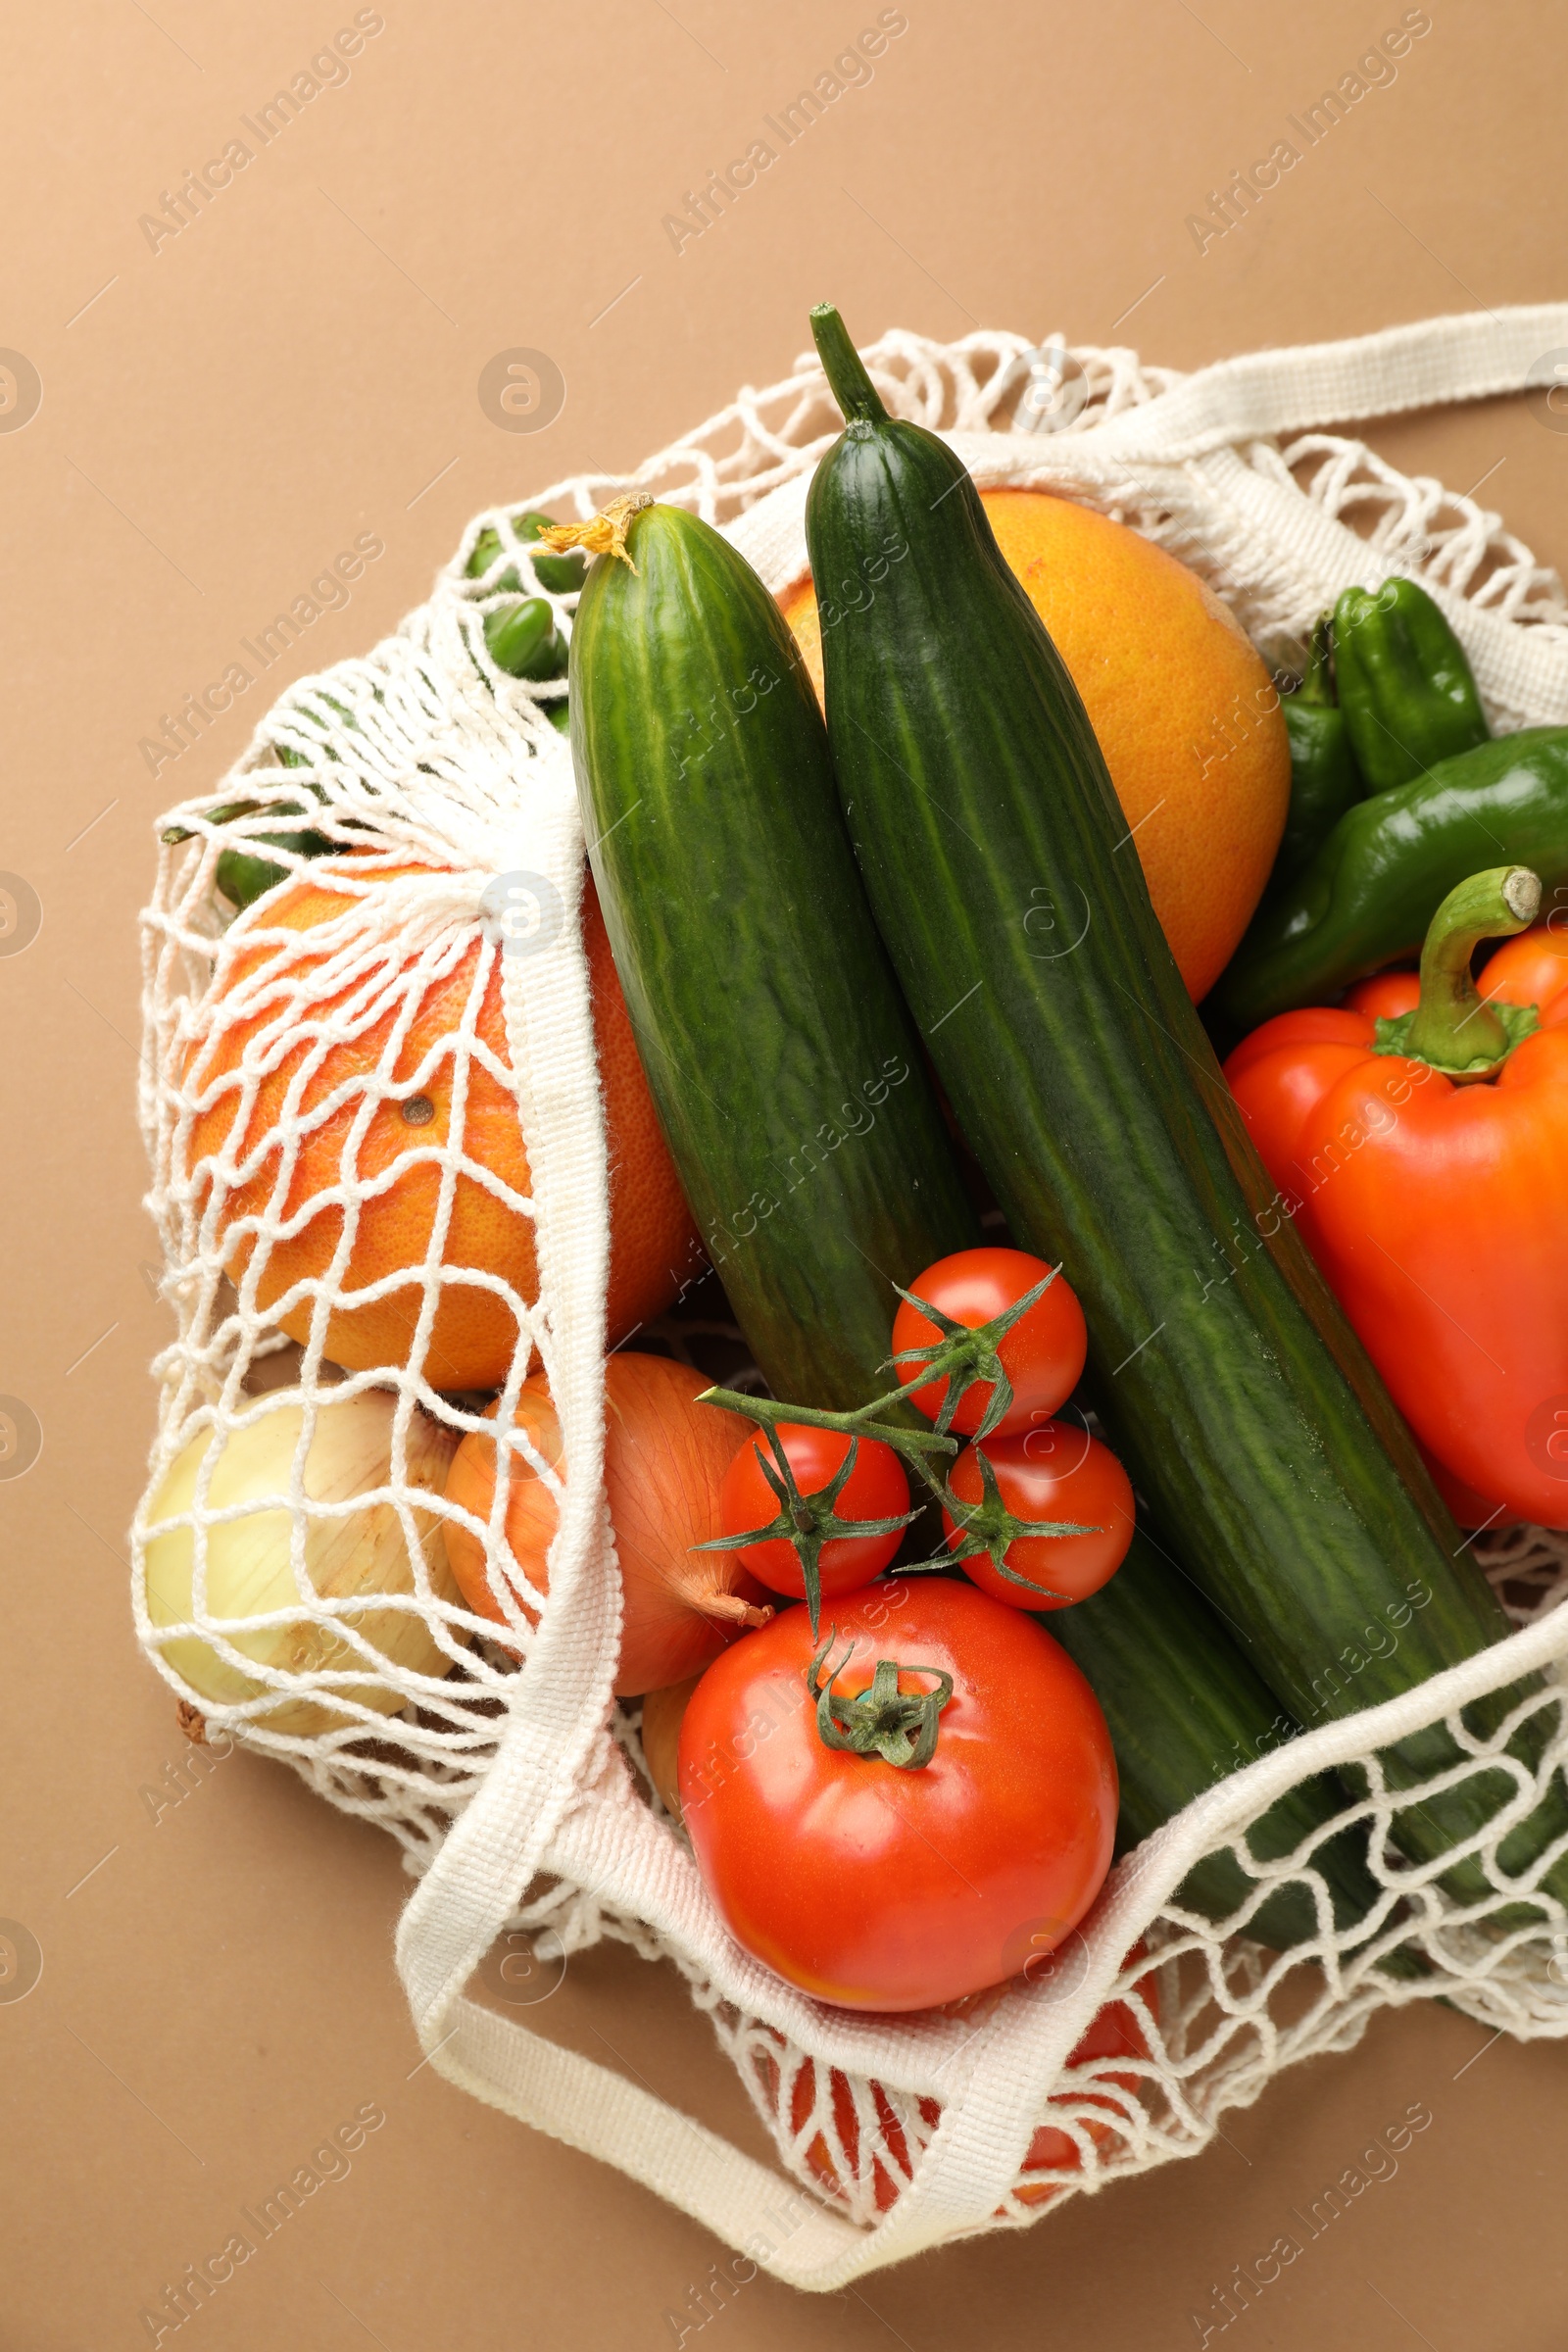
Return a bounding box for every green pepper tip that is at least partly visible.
[1332,575,1488,795]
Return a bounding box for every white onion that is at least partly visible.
[142,1391,462,1737]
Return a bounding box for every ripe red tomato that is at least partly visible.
[677,1578,1117,2012]
[893,1247,1088,1436]
[944,1423,1135,1611]
[1013,1949,1158,2200]
[768,1950,1158,2214]
[718,1424,909,1601]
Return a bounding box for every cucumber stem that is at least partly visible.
[533,492,652,573]
[809,304,889,425]
[1376,864,1542,1079]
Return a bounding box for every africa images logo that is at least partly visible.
[136,532,384,779]
[135,12,386,254]
[1186,10,1433,255]
[662,11,909,255]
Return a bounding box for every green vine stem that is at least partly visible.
[698,1389,956,1460]
[882,1264,1063,1441]
[697,1264,1102,1627]
[939,1442,1096,1601]
[697,1388,959,1532]
[698,1264,1065,1470]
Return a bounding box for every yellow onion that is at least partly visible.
[442,1354,772,1694]
[640,1674,703,1820]
[142,1392,462,1736]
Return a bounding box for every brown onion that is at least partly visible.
[443,1353,771,1694]
[640,1674,703,1819]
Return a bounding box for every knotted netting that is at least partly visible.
[133,307,1568,2285]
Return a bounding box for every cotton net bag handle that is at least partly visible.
[393,304,1568,2289]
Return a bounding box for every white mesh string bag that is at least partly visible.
[134,303,1568,2287]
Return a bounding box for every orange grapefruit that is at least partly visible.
[779,487,1289,1001]
[184,865,697,1388]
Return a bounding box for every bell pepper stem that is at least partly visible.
[1401,864,1542,1075]
[1298,612,1336,709]
[809,304,890,426]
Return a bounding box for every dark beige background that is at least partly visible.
[4,2,1567,2344]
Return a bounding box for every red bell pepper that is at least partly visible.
[1225,866,1568,1532]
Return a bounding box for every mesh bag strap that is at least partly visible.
[1084,302,1568,463]
[410,1996,868,2274]
[731,306,1568,726]
[395,757,623,2041]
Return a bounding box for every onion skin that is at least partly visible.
[641,1674,703,1819]
[141,1392,462,1737]
[442,1354,771,1694]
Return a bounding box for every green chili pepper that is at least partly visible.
[1332,577,1489,794]
[479,593,566,682]
[215,821,335,910]
[211,772,336,908]
[466,514,575,685]
[212,715,363,908]
[1275,614,1362,880]
[1214,726,1568,1026]
[466,511,588,599]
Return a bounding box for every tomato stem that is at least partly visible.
[931,1442,1099,1599]
[881,1263,1064,1439]
[697,1377,1099,1614]
[697,1272,1096,1617]
[807,1631,953,1769]
[697,1389,957,1455]
[690,1420,919,1636]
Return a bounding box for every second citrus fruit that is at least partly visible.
[183,864,697,1388]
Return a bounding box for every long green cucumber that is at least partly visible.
[1048,1529,1405,1957]
[803,304,1565,1905]
[568,499,979,1408]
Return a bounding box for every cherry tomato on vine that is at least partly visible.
[892,1247,1088,1437]
[718,1424,910,1601]
[677,1578,1118,2011]
[943,1423,1134,1610]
